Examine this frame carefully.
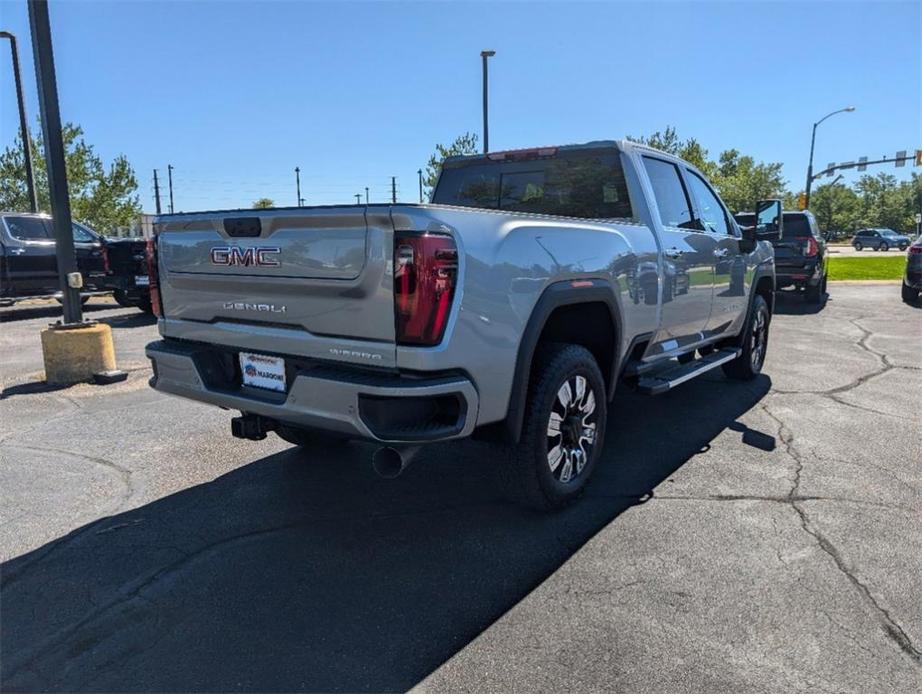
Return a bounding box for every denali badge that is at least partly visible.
[211,246,280,267]
[223,301,287,313]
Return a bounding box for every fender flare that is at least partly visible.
[749,261,776,317]
[504,279,622,443]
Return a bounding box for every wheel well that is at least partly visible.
[754,275,774,315]
[535,302,616,396]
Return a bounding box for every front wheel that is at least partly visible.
[880,242,889,252]
[503,343,607,511]
[722,294,770,380]
[902,281,920,304]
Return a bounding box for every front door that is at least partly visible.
[639,156,714,353]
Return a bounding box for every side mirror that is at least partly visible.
[755,199,783,241]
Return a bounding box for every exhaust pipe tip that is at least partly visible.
[372,446,405,479]
[371,446,420,479]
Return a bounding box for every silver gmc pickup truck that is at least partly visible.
[145,140,777,509]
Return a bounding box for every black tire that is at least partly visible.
[503,343,607,511]
[722,294,770,381]
[880,242,889,252]
[804,275,825,304]
[854,242,863,251]
[113,289,133,307]
[275,424,348,449]
[899,244,908,252]
[902,281,920,304]
[137,297,153,314]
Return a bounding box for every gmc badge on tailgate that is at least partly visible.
[210,246,280,267]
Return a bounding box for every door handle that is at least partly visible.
[9,248,25,255]
[713,248,730,258]
[664,248,684,259]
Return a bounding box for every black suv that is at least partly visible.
[734,209,828,303]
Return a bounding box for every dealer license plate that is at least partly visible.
[135,275,149,286]
[239,352,286,392]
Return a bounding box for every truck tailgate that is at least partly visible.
[155,206,396,365]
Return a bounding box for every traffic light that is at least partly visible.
[798,192,807,210]
[915,149,922,167]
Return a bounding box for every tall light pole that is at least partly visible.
[481,50,495,153]
[1,31,38,213]
[167,164,174,213]
[805,106,855,209]
[417,168,423,203]
[295,167,302,206]
[29,0,82,323]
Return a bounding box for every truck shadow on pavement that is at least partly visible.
[1,375,771,692]
[771,289,829,315]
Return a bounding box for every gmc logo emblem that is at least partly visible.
[210,246,280,267]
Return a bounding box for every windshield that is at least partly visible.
[433,148,633,220]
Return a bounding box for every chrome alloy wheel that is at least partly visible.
[546,375,598,484]
[750,308,768,372]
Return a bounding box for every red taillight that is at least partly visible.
[394,232,458,346]
[799,236,819,257]
[909,245,922,255]
[146,236,162,317]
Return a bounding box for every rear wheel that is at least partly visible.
[503,343,607,511]
[722,294,770,381]
[880,242,889,252]
[113,289,134,307]
[805,275,826,304]
[902,281,920,304]
[854,242,863,251]
[899,244,908,252]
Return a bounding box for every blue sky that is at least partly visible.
[1,1,919,213]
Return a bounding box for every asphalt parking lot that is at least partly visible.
[1,285,920,693]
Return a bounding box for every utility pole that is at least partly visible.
[1,32,38,213]
[481,50,496,153]
[29,0,82,323]
[365,187,369,204]
[295,166,302,206]
[167,164,174,214]
[153,169,162,214]
[417,168,423,203]
[354,193,362,204]
[391,176,397,204]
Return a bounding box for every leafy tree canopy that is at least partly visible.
[252,198,275,209]
[0,123,141,232]
[422,132,479,198]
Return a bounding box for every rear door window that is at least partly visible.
[434,149,633,219]
[5,216,51,240]
[641,157,695,229]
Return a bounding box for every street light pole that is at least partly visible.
[417,168,423,203]
[804,106,855,209]
[1,31,38,213]
[481,50,495,153]
[295,167,302,206]
[29,0,82,324]
[167,164,174,213]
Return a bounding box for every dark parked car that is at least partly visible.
[102,237,153,312]
[735,209,828,303]
[853,228,910,252]
[0,212,107,306]
[902,236,922,303]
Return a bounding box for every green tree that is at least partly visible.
[713,149,787,213]
[627,126,716,177]
[422,132,479,198]
[808,183,861,233]
[252,198,275,209]
[854,173,915,232]
[0,123,141,232]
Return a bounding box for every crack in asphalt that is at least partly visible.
[759,399,922,666]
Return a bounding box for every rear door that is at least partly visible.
[639,156,714,350]
[0,216,58,296]
[156,206,397,364]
